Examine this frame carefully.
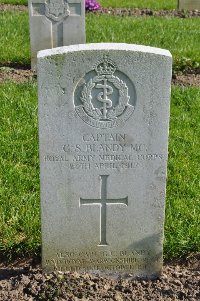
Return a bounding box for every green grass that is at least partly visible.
[86,14,200,68]
[0,82,199,259]
[0,81,40,258]
[0,11,30,66]
[99,0,177,10]
[0,12,200,71]
[0,0,177,9]
[165,86,200,258]
[0,0,27,4]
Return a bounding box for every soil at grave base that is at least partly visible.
[0,69,35,84]
[1,4,200,17]
[0,253,199,301]
[172,74,200,86]
[1,68,200,87]
[96,8,200,17]
[0,4,27,12]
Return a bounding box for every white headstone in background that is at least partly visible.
[38,43,172,278]
[178,0,200,9]
[28,0,85,70]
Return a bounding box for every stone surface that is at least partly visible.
[38,43,172,278]
[28,0,85,70]
[178,0,200,10]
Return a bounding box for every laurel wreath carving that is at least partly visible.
[80,79,102,119]
[80,75,130,121]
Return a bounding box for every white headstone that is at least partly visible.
[28,0,85,70]
[178,0,200,9]
[38,43,172,278]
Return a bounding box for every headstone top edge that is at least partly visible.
[37,43,172,59]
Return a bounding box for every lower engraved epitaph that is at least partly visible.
[80,175,128,246]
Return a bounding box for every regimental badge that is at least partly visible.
[45,0,70,22]
[74,56,136,129]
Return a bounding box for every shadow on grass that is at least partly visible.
[0,62,31,70]
[0,246,41,280]
[0,258,41,281]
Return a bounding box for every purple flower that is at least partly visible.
[85,0,101,11]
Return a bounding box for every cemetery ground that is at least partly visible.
[0,0,178,10]
[0,0,200,300]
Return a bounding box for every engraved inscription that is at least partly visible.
[43,133,165,170]
[44,135,165,170]
[74,56,136,128]
[56,249,151,257]
[82,133,126,142]
[44,249,161,272]
[53,264,148,272]
[80,175,128,245]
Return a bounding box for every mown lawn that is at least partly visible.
[0,82,40,258]
[0,11,200,71]
[0,0,177,10]
[0,12,30,66]
[0,82,199,259]
[165,87,200,258]
[87,13,200,71]
[0,0,27,4]
[99,0,177,10]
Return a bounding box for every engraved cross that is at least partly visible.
[31,0,81,47]
[80,175,128,246]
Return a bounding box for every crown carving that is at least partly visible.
[95,56,117,76]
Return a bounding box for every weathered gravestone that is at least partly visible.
[28,0,85,70]
[38,43,172,278]
[178,0,200,10]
